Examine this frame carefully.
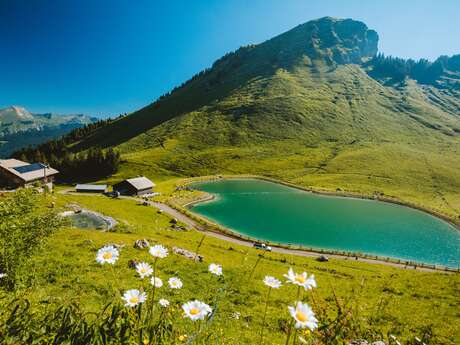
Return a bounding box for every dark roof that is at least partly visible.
[14,163,47,174]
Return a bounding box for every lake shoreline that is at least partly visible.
[166,175,460,272]
[182,174,460,230]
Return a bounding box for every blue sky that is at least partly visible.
[0,0,459,117]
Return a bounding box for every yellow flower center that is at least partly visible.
[296,310,308,323]
[295,275,306,284]
[190,308,200,315]
[103,252,113,260]
[129,297,139,304]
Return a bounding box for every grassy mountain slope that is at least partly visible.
[58,17,460,221]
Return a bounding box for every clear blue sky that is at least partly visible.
[1,0,459,117]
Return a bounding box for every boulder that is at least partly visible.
[133,239,150,249]
[349,341,368,345]
[173,246,203,262]
[128,259,138,269]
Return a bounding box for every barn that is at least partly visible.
[0,159,59,189]
[75,184,108,193]
[112,176,155,196]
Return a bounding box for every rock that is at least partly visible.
[128,259,138,269]
[371,342,386,345]
[349,341,368,345]
[170,218,178,224]
[316,255,329,262]
[172,246,203,262]
[171,224,187,231]
[133,239,150,249]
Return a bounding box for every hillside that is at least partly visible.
[1,190,459,344]
[19,17,460,221]
[0,106,96,157]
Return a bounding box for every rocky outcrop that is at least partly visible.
[173,247,203,262]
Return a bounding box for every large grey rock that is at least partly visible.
[173,246,203,262]
[133,239,150,249]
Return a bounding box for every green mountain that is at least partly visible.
[0,106,96,157]
[18,17,460,221]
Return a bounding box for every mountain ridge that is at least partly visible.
[0,106,96,157]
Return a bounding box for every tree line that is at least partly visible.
[11,119,122,182]
[368,53,460,85]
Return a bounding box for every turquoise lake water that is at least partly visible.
[189,179,460,268]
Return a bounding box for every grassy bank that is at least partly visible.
[1,192,459,344]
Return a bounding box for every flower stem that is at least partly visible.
[259,287,272,345]
[285,322,294,345]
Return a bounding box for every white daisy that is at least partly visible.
[208,263,223,276]
[159,298,170,307]
[96,245,119,265]
[149,244,168,258]
[263,276,282,289]
[0,273,7,279]
[182,300,212,321]
[168,277,183,289]
[288,301,318,330]
[150,276,163,288]
[122,289,147,307]
[135,262,153,278]
[284,268,316,290]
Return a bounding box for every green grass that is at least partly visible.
[3,192,458,344]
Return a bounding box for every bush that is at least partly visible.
[0,190,64,290]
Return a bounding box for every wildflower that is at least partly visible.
[143,339,149,345]
[232,311,241,320]
[96,245,119,265]
[149,244,168,258]
[182,300,212,321]
[263,276,282,289]
[122,289,147,307]
[150,276,163,288]
[159,298,170,307]
[284,268,316,290]
[168,277,183,289]
[178,335,188,342]
[208,263,223,276]
[0,273,7,279]
[288,302,318,330]
[136,262,153,278]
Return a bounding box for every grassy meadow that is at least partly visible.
[1,192,458,344]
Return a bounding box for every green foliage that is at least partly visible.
[0,190,64,290]
[367,53,460,88]
[0,194,456,344]
[13,146,121,182]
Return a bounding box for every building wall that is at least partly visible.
[0,168,24,188]
[113,181,152,196]
[137,188,153,196]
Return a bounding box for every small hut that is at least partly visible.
[75,184,108,193]
[113,176,155,196]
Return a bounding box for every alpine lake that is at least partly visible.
[189,179,460,268]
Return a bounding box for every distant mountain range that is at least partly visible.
[15,17,460,221]
[0,106,96,157]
